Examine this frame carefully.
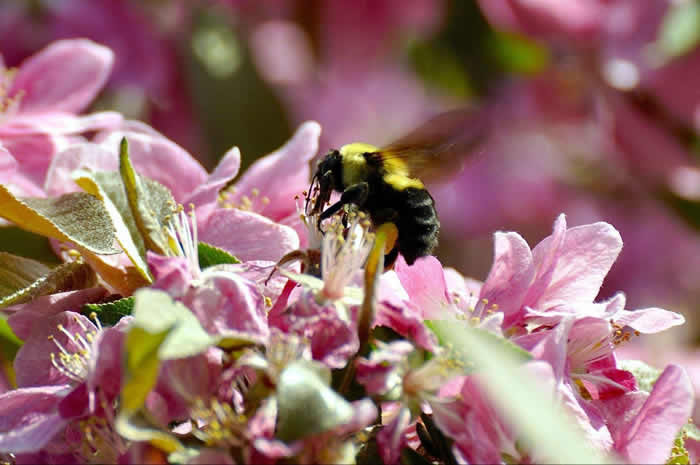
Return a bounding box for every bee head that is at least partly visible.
[306,150,342,216]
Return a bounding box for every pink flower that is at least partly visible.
[0,39,121,196]
[477,0,609,43]
[475,214,623,332]
[595,364,694,464]
[0,312,128,462]
[375,254,503,350]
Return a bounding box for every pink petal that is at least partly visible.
[587,368,636,400]
[199,208,300,263]
[232,121,320,221]
[271,294,358,369]
[613,307,686,334]
[0,145,17,178]
[185,275,269,346]
[616,365,694,464]
[377,406,411,465]
[87,326,126,402]
[1,132,65,188]
[394,255,450,319]
[13,311,98,388]
[44,142,118,196]
[97,130,207,201]
[10,39,113,114]
[148,252,194,299]
[185,146,241,221]
[0,385,70,453]
[534,220,622,309]
[477,0,606,42]
[373,301,439,351]
[479,231,534,324]
[7,288,108,340]
[2,111,123,136]
[527,317,572,382]
[646,48,700,134]
[523,213,567,308]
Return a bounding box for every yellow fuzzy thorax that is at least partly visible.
[339,142,424,190]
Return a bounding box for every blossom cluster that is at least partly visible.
[0,39,695,465]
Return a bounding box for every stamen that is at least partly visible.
[48,315,101,383]
[165,204,201,279]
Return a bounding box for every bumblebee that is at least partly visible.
[307,109,485,267]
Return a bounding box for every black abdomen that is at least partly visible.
[367,184,439,266]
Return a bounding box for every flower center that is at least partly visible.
[320,211,374,301]
[220,186,270,212]
[191,398,247,448]
[49,313,102,383]
[76,410,125,464]
[164,203,201,280]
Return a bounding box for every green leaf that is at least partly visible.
[618,359,663,393]
[0,318,23,360]
[0,227,61,266]
[121,289,215,416]
[0,252,51,306]
[0,185,119,254]
[122,325,168,414]
[119,138,175,255]
[82,296,135,326]
[276,360,354,442]
[657,0,700,60]
[427,319,532,370]
[0,254,96,308]
[73,170,152,283]
[115,411,183,454]
[488,31,549,75]
[430,320,612,464]
[198,242,240,268]
[130,289,216,360]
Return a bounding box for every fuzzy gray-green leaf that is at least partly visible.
[0,185,118,254]
[119,138,174,255]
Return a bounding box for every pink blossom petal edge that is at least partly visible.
[0,385,71,453]
[185,146,241,221]
[613,307,686,334]
[232,121,320,221]
[613,365,693,464]
[531,217,623,309]
[479,230,534,323]
[199,208,300,263]
[6,288,108,340]
[97,130,207,202]
[394,255,450,319]
[10,39,114,114]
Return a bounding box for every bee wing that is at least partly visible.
[380,107,490,183]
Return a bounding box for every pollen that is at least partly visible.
[191,398,247,447]
[0,69,23,121]
[48,313,101,383]
[78,412,125,463]
[610,321,637,345]
[220,185,269,212]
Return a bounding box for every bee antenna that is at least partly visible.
[305,172,318,214]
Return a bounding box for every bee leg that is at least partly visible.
[318,182,369,228]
